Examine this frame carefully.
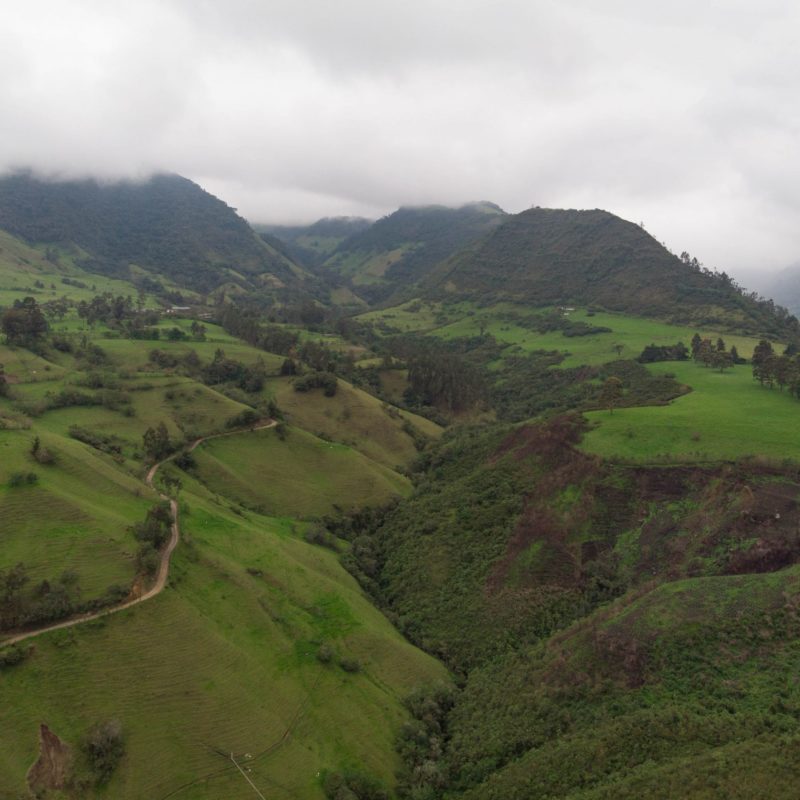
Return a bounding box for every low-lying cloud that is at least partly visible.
[1,0,799,282]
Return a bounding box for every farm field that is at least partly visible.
[583,360,800,462]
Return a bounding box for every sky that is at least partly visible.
[1,0,798,284]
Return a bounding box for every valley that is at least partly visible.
[2,173,800,799]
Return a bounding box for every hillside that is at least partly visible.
[317,202,507,305]
[343,417,800,798]
[422,208,796,336]
[258,217,373,267]
[0,172,306,294]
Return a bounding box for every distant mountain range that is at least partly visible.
[0,171,796,338]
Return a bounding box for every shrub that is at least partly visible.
[8,471,37,487]
[339,657,361,673]
[0,645,30,669]
[317,643,334,664]
[83,720,125,784]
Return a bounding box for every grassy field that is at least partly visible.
[265,376,441,469]
[0,489,447,799]
[431,306,766,366]
[583,360,800,462]
[190,425,411,518]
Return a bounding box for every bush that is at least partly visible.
[0,645,30,669]
[83,720,125,784]
[317,643,334,664]
[294,371,338,397]
[339,656,361,673]
[8,471,37,487]
[226,409,260,429]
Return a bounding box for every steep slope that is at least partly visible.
[423,208,795,336]
[344,417,800,798]
[0,172,305,293]
[321,202,507,305]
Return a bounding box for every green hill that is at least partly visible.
[319,202,507,305]
[422,208,796,336]
[0,172,307,294]
[343,416,800,798]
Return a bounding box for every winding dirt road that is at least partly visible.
[2,420,276,647]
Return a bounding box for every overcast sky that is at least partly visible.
[1,1,798,282]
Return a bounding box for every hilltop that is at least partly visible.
[0,172,307,295]
[422,207,795,336]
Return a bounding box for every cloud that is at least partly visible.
[0,0,798,279]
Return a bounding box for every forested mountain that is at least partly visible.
[423,207,796,336]
[315,202,507,305]
[0,172,305,293]
[257,217,373,267]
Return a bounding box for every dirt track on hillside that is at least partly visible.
[2,421,276,647]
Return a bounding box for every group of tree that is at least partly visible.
[751,340,800,395]
[0,296,48,346]
[201,348,267,392]
[637,341,689,363]
[0,563,127,631]
[691,333,741,372]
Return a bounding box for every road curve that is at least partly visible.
[1,420,276,647]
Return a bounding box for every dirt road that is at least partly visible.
[1,421,276,647]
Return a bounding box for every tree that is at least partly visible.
[710,350,734,373]
[142,422,172,460]
[83,720,125,784]
[716,337,726,352]
[690,333,702,357]
[1,297,48,346]
[599,376,623,413]
[752,340,775,384]
[612,343,624,358]
[0,363,7,397]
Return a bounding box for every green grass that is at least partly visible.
[264,376,441,470]
[432,307,765,366]
[0,491,447,799]
[583,361,800,462]
[191,425,411,518]
[0,428,157,598]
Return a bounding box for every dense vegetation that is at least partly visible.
[0,172,302,293]
[422,208,799,338]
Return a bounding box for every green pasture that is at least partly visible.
[432,307,766,366]
[583,360,800,462]
[191,425,411,518]
[0,489,447,799]
[0,428,157,598]
[265,376,441,470]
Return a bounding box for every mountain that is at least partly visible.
[422,207,795,336]
[317,202,507,305]
[256,217,373,267]
[0,172,305,294]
